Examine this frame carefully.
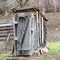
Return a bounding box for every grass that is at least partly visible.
[0,41,60,60]
[0,51,11,59]
[48,41,60,55]
[36,41,60,60]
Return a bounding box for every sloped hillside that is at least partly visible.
[45,12,60,42]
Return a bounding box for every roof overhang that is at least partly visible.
[13,6,48,21]
[13,6,39,13]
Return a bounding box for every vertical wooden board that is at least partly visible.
[36,12,40,48]
[30,13,37,50]
[38,14,42,46]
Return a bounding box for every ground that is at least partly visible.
[54,52,60,60]
[5,41,60,60]
[45,12,60,42]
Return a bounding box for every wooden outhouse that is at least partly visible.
[13,6,48,56]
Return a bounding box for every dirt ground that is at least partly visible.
[7,52,60,60]
[45,12,60,60]
[45,12,60,42]
[54,52,60,60]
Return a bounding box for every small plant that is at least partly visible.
[0,51,11,59]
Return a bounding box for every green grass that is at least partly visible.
[36,41,60,60]
[0,51,11,59]
[0,41,60,60]
[48,41,60,55]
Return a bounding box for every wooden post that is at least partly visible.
[36,11,39,48]
[38,14,42,47]
[13,15,18,56]
[5,33,11,49]
[29,14,31,54]
[42,17,44,46]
